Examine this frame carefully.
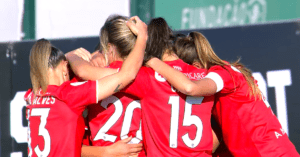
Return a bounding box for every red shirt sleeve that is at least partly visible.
[60,80,97,114]
[205,65,239,94]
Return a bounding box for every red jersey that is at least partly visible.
[206,65,299,157]
[123,59,215,157]
[24,80,97,157]
[86,61,145,156]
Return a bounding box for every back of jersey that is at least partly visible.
[209,65,300,156]
[126,59,215,157]
[87,61,145,156]
[87,93,143,146]
[25,80,97,157]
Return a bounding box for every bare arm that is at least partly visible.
[66,49,118,81]
[212,130,220,153]
[147,58,217,96]
[81,137,142,157]
[81,145,107,157]
[96,16,147,101]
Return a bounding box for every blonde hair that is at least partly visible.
[100,15,137,63]
[30,39,52,94]
[189,32,261,99]
[29,39,66,95]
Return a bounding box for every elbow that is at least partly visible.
[127,73,137,83]
[74,66,88,80]
[183,83,197,96]
[120,69,138,83]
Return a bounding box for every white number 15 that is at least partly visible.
[169,96,204,148]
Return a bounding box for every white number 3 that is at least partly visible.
[31,108,51,157]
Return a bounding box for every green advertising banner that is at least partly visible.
[131,0,154,23]
[155,0,300,30]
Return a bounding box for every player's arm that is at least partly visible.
[147,58,217,96]
[212,130,220,153]
[96,16,147,101]
[81,137,142,157]
[66,48,118,81]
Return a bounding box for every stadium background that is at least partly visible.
[1,0,300,156]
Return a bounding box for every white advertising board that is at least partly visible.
[36,0,130,39]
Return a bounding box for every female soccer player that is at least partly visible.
[134,18,216,157]
[173,34,233,157]
[69,17,217,157]
[147,32,300,157]
[67,15,146,157]
[24,16,147,157]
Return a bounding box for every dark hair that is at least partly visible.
[173,33,186,43]
[188,31,261,99]
[144,17,174,63]
[174,35,199,65]
[48,46,66,68]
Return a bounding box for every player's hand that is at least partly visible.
[126,16,148,39]
[145,57,159,67]
[66,47,92,62]
[105,137,143,157]
[91,51,107,67]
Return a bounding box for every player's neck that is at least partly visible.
[113,54,124,62]
[162,51,179,61]
[48,69,65,86]
[115,58,124,62]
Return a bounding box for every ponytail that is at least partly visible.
[29,39,65,95]
[231,59,261,99]
[30,39,52,94]
[189,32,227,69]
[144,17,174,63]
[189,32,261,99]
[174,35,198,65]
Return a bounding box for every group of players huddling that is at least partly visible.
[24,15,299,157]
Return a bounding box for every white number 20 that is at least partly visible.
[94,96,142,144]
[169,96,204,148]
[30,108,51,157]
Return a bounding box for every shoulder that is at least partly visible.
[205,65,233,93]
[188,64,206,73]
[208,65,226,72]
[207,65,235,78]
[24,89,33,104]
[209,64,241,73]
[166,59,185,67]
[56,80,95,96]
[131,66,152,85]
[206,64,244,93]
[182,65,207,80]
[138,66,153,76]
[108,61,123,69]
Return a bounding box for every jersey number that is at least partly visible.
[93,96,142,144]
[169,96,204,148]
[30,108,51,157]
